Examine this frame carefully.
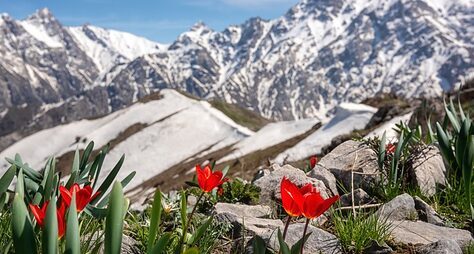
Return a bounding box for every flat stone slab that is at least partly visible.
[266,223,342,254]
[390,220,473,248]
[215,203,272,219]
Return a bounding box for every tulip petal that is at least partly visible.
[280,177,303,217]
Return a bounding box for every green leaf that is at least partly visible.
[180,190,187,231]
[436,122,456,167]
[147,189,163,253]
[0,165,15,194]
[6,156,42,182]
[11,193,37,254]
[290,232,312,254]
[252,235,268,254]
[80,141,95,171]
[41,158,56,202]
[65,194,80,254]
[95,171,136,208]
[15,169,25,199]
[150,232,173,254]
[84,205,108,219]
[91,145,109,189]
[43,196,58,254]
[277,229,290,254]
[91,155,125,205]
[104,181,125,254]
[188,216,213,245]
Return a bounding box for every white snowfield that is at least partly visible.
[273,103,377,163]
[0,90,251,191]
[365,112,414,141]
[218,118,320,163]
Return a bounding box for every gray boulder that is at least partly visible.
[414,196,445,226]
[215,203,272,219]
[254,164,328,206]
[266,223,342,254]
[340,188,372,207]
[312,140,380,190]
[214,203,281,238]
[390,220,473,248]
[411,146,446,197]
[417,240,463,254]
[308,166,339,196]
[376,193,417,221]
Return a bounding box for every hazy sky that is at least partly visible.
[0,0,298,43]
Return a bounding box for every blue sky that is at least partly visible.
[0,0,298,43]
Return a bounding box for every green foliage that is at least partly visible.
[370,125,422,200]
[332,211,392,254]
[218,178,260,205]
[433,99,474,219]
[65,194,80,254]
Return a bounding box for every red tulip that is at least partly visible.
[309,156,318,169]
[386,143,396,155]
[59,184,100,212]
[29,200,67,238]
[280,177,339,219]
[196,165,228,193]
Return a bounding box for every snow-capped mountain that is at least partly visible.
[0,8,164,150]
[1,0,473,151]
[100,0,473,121]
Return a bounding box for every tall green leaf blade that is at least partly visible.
[147,189,163,253]
[80,142,95,171]
[91,155,125,205]
[15,169,25,199]
[188,216,213,245]
[277,229,290,254]
[252,235,267,254]
[151,233,172,254]
[290,232,312,254]
[0,165,15,194]
[65,194,80,254]
[95,171,136,208]
[104,181,125,254]
[11,193,37,254]
[43,197,58,254]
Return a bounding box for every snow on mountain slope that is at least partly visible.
[365,112,413,140]
[218,118,320,163]
[68,25,163,72]
[101,0,474,120]
[274,103,377,163]
[0,90,251,191]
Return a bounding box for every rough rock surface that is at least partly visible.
[416,239,463,254]
[214,203,272,219]
[214,203,280,238]
[254,164,328,206]
[390,220,473,248]
[266,223,342,254]
[339,188,372,207]
[376,193,417,221]
[308,166,339,196]
[414,196,445,226]
[411,145,446,196]
[312,140,380,190]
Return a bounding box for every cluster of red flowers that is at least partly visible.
[385,143,396,155]
[29,184,99,238]
[280,177,339,220]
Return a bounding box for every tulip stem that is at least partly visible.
[179,191,205,253]
[300,218,310,254]
[282,216,291,240]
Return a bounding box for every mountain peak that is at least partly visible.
[190,21,211,32]
[27,8,55,22]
